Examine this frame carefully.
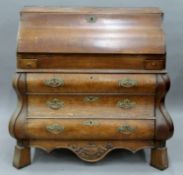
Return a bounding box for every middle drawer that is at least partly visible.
[27,95,154,119]
[27,73,156,94]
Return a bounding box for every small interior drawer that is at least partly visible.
[144,60,165,70]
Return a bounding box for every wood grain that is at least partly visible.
[9,7,173,170]
[151,147,168,170]
[13,144,31,169]
[27,95,154,119]
[17,54,165,70]
[25,118,154,140]
[18,8,165,54]
[27,73,156,93]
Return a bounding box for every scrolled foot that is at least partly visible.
[13,144,31,169]
[150,147,168,170]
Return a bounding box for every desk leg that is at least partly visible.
[150,147,168,170]
[13,142,31,169]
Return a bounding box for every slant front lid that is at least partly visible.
[17,7,165,54]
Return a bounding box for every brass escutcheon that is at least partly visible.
[47,98,64,110]
[118,78,137,88]
[86,15,97,23]
[83,120,99,126]
[117,98,136,109]
[44,78,64,88]
[118,124,136,134]
[46,124,64,134]
[84,96,99,103]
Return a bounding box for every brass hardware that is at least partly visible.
[17,59,37,69]
[144,60,165,70]
[117,99,136,109]
[47,98,64,110]
[83,120,98,126]
[118,78,137,88]
[86,16,97,23]
[46,124,64,134]
[118,125,136,134]
[84,96,99,102]
[44,78,64,88]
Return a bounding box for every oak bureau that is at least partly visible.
[9,7,174,170]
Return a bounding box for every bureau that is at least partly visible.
[9,7,174,170]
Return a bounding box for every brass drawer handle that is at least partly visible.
[82,120,99,126]
[117,99,136,109]
[47,98,64,110]
[44,78,64,87]
[118,78,137,88]
[84,96,99,102]
[118,125,136,134]
[46,124,64,134]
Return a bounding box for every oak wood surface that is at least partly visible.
[21,7,163,14]
[13,144,31,169]
[18,8,165,54]
[9,7,174,170]
[17,54,165,70]
[27,73,156,93]
[151,147,168,170]
[25,119,154,140]
[27,95,154,118]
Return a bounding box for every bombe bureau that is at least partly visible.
[9,7,174,170]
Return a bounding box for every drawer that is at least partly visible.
[27,74,156,93]
[27,95,154,119]
[25,119,155,140]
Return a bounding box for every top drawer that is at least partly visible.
[27,73,156,94]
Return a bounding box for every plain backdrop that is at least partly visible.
[0,1,182,175]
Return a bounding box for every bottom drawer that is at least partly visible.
[25,119,154,140]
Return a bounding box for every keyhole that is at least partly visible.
[90,17,94,22]
[26,63,32,68]
[151,62,157,66]
[86,16,97,23]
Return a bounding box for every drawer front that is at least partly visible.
[25,119,154,140]
[27,95,154,119]
[144,60,165,70]
[17,54,165,70]
[27,74,156,93]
